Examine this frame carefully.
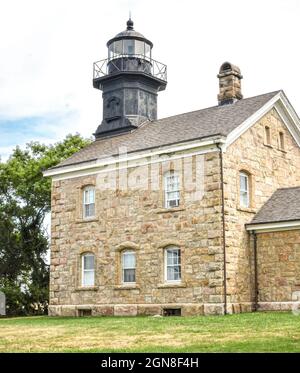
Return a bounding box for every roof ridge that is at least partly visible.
[154,90,282,122]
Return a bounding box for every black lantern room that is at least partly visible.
[93,18,167,139]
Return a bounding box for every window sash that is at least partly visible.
[82,255,95,287]
[279,132,285,149]
[240,173,249,207]
[164,172,180,208]
[122,252,136,283]
[83,187,95,218]
[165,248,181,282]
[265,126,271,144]
[123,268,136,283]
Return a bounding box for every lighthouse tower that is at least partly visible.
[93,18,167,138]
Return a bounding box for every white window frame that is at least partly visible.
[81,253,95,287]
[164,171,180,208]
[164,246,181,283]
[122,251,136,284]
[239,172,250,208]
[83,186,95,219]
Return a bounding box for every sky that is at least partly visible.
[1,0,300,160]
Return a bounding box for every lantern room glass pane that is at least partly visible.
[124,39,135,55]
[135,40,144,56]
[114,40,122,56]
[108,44,114,59]
[145,43,151,58]
[109,41,122,60]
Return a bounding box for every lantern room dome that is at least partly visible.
[113,29,147,41]
[106,18,153,59]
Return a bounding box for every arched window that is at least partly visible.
[164,246,181,283]
[279,132,285,150]
[265,126,271,145]
[239,171,250,208]
[164,170,180,208]
[81,253,95,287]
[122,251,136,283]
[83,186,95,218]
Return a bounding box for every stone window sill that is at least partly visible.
[237,206,256,213]
[263,143,273,148]
[155,206,186,214]
[114,284,140,290]
[75,286,98,292]
[278,148,287,154]
[157,282,187,289]
[75,217,99,224]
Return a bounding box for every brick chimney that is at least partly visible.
[217,62,243,105]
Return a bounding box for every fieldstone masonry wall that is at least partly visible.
[256,230,300,311]
[49,152,226,316]
[49,107,300,316]
[223,108,300,311]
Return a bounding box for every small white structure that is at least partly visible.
[0,291,6,316]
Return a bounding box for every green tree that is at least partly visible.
[0,134,91,315]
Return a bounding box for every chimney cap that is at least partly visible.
[218,61,243,79]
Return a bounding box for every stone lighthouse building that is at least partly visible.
[45,19,300,317]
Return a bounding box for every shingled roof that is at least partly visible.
[54,90,280,169]
[249,187,300,225]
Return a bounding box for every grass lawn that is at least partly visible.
[0,312,300,352]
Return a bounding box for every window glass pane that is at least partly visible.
[145,43,151,58]
[240,174,248,191]
[123,252,135,268]
[240,192,248,207]
[173,267,181,281]
[84,203,95,218]
[84,255,94,270]
[167,267,175,281]
[124,39,135,54]
[279,132,284,149]
[89,189,95,203]
[124,268,136,283]
[84,187,95,204]
[114,40,122,56]
[108,45,114,59]
[167,267,181,281]
[83,270,94,286]
[167,191,180,200]
[165,172,180,208]
[135,40,144,55]
[166,248,181,282]
[265,127,271,144]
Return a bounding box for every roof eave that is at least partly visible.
[43,135,226,178]
[245,219,300,233]
[224,90,300,150]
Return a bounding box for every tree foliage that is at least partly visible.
[0,134,91,315]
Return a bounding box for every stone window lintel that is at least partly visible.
[115,242,140,252]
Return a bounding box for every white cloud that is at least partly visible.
[0,0,300,159]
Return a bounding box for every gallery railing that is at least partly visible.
[93,55,167,82]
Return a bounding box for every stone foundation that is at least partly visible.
[257,302,300,312]
[48,302,259,317]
